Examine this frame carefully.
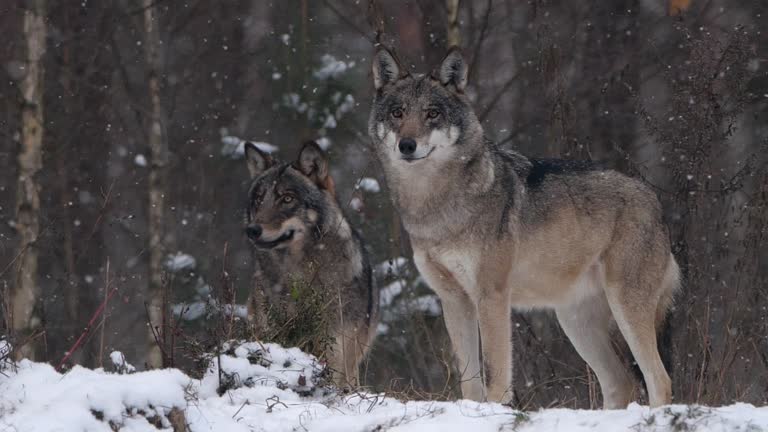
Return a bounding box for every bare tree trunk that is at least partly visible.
[12,0,47,361]
[446,0,461,48]
[59,13,78,360]
[143,0,167,368]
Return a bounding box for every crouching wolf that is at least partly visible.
[367,47,680,408]
[242,141,379,387]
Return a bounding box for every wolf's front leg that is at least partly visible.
[414,251,484,401]
[246,289,269,339]
[478,289,513,404]
[440,291,484,401]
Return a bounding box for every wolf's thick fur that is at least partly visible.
[367,48,679,408]
[243,142,379,387]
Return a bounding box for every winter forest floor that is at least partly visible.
[1,341,767,432]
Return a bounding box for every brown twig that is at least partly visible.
[468,0,492,79]
[144,300,170,368]
[57,286,119,371]
[98,258,111,368]
[322,0,375,43]
[478,72,520,123]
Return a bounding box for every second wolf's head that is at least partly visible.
[367,47,485,171]
[243,141,337,252]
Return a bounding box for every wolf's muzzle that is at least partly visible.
[401,146,435,162]
[245,224,263,241]
[398,138,417,155]
[246,225,296,249]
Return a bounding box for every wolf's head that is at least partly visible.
[243,141,337,251]
[367,47,484,169]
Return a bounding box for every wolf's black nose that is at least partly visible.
[246,224,262,240]
[398,138,417,155]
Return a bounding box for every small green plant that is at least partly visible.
[503,411,530,430]
[259,269,336,365]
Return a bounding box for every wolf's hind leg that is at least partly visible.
[603,236,673,407]
[556,293,635,409]
[329,329,360,388]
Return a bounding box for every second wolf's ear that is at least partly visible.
[372,47,407,90]
[294,141,336,195]
[437,48,468,92]
[244,142,274,178]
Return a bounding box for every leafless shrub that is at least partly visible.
[636,23,766,404]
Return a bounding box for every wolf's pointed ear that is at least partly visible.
[294,141,336,195]
[244,142,273,178]
[437,47,468,92]
[372,47,407,90]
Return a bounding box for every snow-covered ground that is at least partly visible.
[2,341,767,432]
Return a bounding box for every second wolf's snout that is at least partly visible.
[245,224,262,241]
[398,138,417,155]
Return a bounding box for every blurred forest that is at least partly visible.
[1,0,766,409]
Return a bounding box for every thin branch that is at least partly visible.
[478,71,520,122]
[98,258,111,368]
[57,286,119,371]
[125,0,172,16]
[143,300,170,367]
[322,0,375,43]
[367,0,385,44]
[468,0,492,79]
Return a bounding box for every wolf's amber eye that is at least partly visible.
[280,195,294,204]
[391,108,404,119]
[427,109,440,119]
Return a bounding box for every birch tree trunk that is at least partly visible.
[446,0,461,48]
[143,0,167,368]
[12,0,47,361]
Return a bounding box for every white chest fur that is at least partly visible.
[415,244,483,301]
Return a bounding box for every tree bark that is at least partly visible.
[143,0,167,368]
[12,0,47,361]
[59,11,78,362]
[445,0,461,48]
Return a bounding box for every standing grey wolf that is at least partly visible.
[242,141,379,387]
[367,47,679,408]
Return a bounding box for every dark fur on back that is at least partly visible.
[525,159,603,188]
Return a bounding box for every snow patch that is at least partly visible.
[164,252,196,272]
[172,299,248,322]
[221,135,277,159]
[313,54,356,80]
[380,279,405,307]
[336,93,355,117]
[282,92,308,113]
[0,360,189,431]
[374,257,408,276]
[2,342,768,432]
[134,154,147,167]
[316,136,332,150]
[109,351,136,374]
[322,113,337,129]
[350,196,363,211]
[0,338,11,365]
[408,294,442,316]
[199,341,328,399]
[172,301,207,321]
[357,177,381,193]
